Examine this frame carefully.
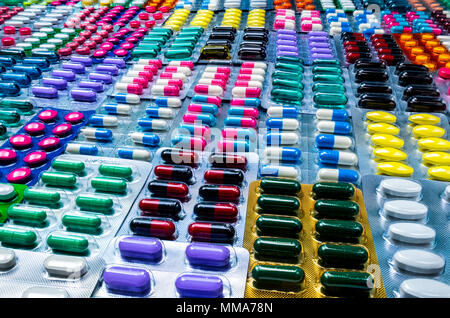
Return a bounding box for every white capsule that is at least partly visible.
[155,78,183,87]
[197,78,224,86]
[238,74,264,82]
[118,148,152,161]
[400,279,450,298]
[261,165,299,178]
[235,80,263,89]
[240,67,265,75]
[6,20,25,27]
[119,76,147,85]
[161,72,187,82]
[383,200,428,220]
[337,151,359,165]
[394,249,444,275]
[243,62,267,70]
[165,66,191,76]
[44,255,87,278]
[388,223,436,244]
[332,135,353,149]
[146,107,173,118]
[22,287,69,298]
[91,115,118,127]
[231,86,260,98]
[103,103,131,115]
[201,72,227,80]
[195,84,223,96]
[267,132,299,145]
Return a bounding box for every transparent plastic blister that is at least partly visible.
[361,175,449,298]
[92,237,249,298]
[0,154,152,258]
[116,147,258,246]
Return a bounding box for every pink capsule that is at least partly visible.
[38,137,60,152]
[129,70,153,81]
[9,134,32,150]
[7,167,31,184]
[222,127,256,141]
[239,68,264,75]
[38,109,58,123]
[156,78,183,88]
[241,62,266,69]
[24,151,47,168]
[234,80,262,89]
[178,124,211,139]
[159,72,185,81]
[164,66,191,76]
[231,87,261,98]
[228,116,257,128]
[194,84,223,96]
[151,85,180,96]
[197,78,226,88]
[197,96,222,106]
[145,59,163,68]
[230,106,259,118]
[204,72,228,81]
[24,122,45,136]
[169,61,194,70]
[52,123,73,137]
[205,66,230,75]
[136,64,158,74]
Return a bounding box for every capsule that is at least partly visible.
[316,134,353,150]
[148,180,189,199]
[252,264,304,291]
[318,150,358,166]
[41,172,77,188]
[139,198,182,218]
[91,177,127,194]
[321,271,374,293]
[199,185,240,202]
[257,194,300,214]
[316,109,349,122]
[193,202,238,221]
[256,215,302,237]
[318,168,360,183]
[203,169,244,185]
[75,194,113,213]
[259,178,301,195]
[0,227,37,247]
[130,217,176,239]
[317,120,351,135]
[264,147,301,163]
[315,200,360,219]
[316,220,364,241]
[99,164,132,180]
[161,149,199,166]
[65,144,99,156]
[185,243,230,268]
[7,205,47,225]
[208,153,247,170]
[188,222,235,243]
[52,159,85,174]
[47,233,89,254]
[154,165,193,183]
[62,213,102,233]
[81,128,113,141]
[318,244,368,268]
[254,237,301,259]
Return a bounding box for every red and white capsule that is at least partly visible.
[194,84,223,96]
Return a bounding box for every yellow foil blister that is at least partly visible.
[244,179,386,298]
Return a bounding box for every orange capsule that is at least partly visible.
[423,62,437,72]
[415,54,430,64]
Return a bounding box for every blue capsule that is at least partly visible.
[219,140,251,152]
[319,168,360,183]
[318,121,351,135]
[185,113,216,127]
[82,128,113,141]
[22,57,51,70]
[0,56,16,67]
[89,115,116,127]
[0,73,32,87]
[11,65,42,79]
[190,103,218,115]
[266,118,298,130]
[232,98,261,107]
[66,143,99,155]
[131,132,161,146]
[224,116,257,128]
[223,127,257,141]
[117,148,151,161]
[265,146,301,163]
[154,97,181,108]
[0,82,20,97]
[259,165,298,178]
[138,118,169,131]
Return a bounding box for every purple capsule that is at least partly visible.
[42,77,67,90]
[71,88,97,102]
[311,53,334,59]
[103,266,151,295]
[96,64,119,76]
[277,29,297,36]
[309,41,331,48]
[32,86,58,99]
[78,80,104,92]
[277,51,299,57]
[89,72,113,84]
[277,34,297,41]
[276,39,297,46]
[309,31,328,37]
[70,56,93,66]
[310,47,332,54]
[185,242,230,268]
[277,45,298,52]
[51,70,76,82]
[104,58,126,69]
[308,36,329,43]
[62,62,85,74]
[118,236,163,261]
[175,274,223,298]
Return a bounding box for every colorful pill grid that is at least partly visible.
[0,0,447,298]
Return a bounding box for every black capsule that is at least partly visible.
[240,40,265,48]
[209,31,235,41]
[238,47,266,60]
[139,198,182,219]
[245,27,268,34]
[403,84,440,100]
[204,168,245,185]
[161,148,199,166]
[206,39,232,49]
[406,96,447,112]
[358,93,396,110]
[189,222,235,244]
[198,184,241,202]
[200,45,231,60]
[355,69,389,83]
[398,71,433,86]
[348,46,371,53]
[243,32,268,42]
[357,82,392,95]
[213,26,236,33]
[395,63,429,75]
[353,60,386,70]
[193,202,238,222]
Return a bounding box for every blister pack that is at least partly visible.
[0,183,27,222]
[361,175,449,298]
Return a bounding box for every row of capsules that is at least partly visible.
[300,9,324,32]
[2,4,64,31]
[237,9,267,61]
[0,6,25,28]
[295,0,315,12]
[353,9,384,37]
[274,8,295,31]
[199,8,240,61]
[273,0,292,10]
[244,178,385,298]
[318,0,356,15]
[430,8,450,33]
[361,177,449,298]
[353,108,449,181]
[323,8,353,36]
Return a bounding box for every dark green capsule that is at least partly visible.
[75,194,114,213]
[0,99,33,112]
[7,205,47,224]
[23,188,61,205]
[132,49,158,58]
[253,237,302,259]
[313,74,344,83]
[91,177,127,194]
[260,177,301,195]
[275,62,304,73]
[165,48,193,59]
[170,42,196,50]
[252,264,305,290]
[271,88,303,103]
[99,164,132,179]
[276,56,304,65]
[256,215,302,237]
[314,200,359,219]
[313,92,348,106]
[312,182,355,200]
[318,244,369,267]
[47,233,89,254]
[0,109,20,124]
[316,220,364,240]
[312,83,346,94]
[321,271,374,291]
[137,44,162,52]
[257,194,300,214]
[62,213,102,231]
[313,59,340,67]
[0,227,37,247]
[272,70,303,81]
[271,78,304,90]
[312,66,342,75]
[41,172,77,188]
[51,158,85,174]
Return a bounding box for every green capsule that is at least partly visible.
[316,220,364,240]
[260,178,301,195]
[318,244,369,268]
[257,194,300,214]
[0,49,25,60]
[272,70,303,81]
[47,233,89,254]
[253,237,302,259]
[0,124,6,137]
[321,271,373,291]
[91,177,127,194]
[312,182,355,200]
[256,215,302,237]
[181,26,204,34]
[170,42,196,50]
[276,56,303,65]
[0,109,20,124]
[136,44,162,52]
[0,99,34,112]
[51,158,85,174]
[314,200,359,219]
[132,48,158,58]
[7,205,47,224]
[139,41,162,50]
[75,194,114,213]
[151,28,172,36]
[314,92,348,106]
[23,188,61,205]
[176,33,199,41]
[0,227,37,247]
[41,172,77,188]
[313,59,340,67]
[143,35,167,44]
[62,213,102,232]
[271,88,303,103]
[313,74,344,83]
[312,66,342,75]
[99,164,132,179]
[275,62,304,73]
[165,48,193,59]
[271,78,304,90]
[252,264,304,291]
[312,83,346,94]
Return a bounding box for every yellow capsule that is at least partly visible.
[412,125,446,138]
[418,137,450,151]
[373,147,408,161]
[428,165,450,181]
[408,113,441,125]
[371,134,404,149]
[377,162,414,177]
[365,111,397,123]
[367,123,400,135]
[422,152,450,166]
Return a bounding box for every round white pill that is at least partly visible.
[388,223,436,244]
[383,200,428,220]
[44,255,87,278]
[393,249,445,275]
[400,279,450,298]
[379,178,422,198]
[0,248,16,270]
[22,286,69,298]
[0,184,16,201]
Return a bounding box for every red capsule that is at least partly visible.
[193,202,238,221]
[204,168,245,185]
[139,198,182,218]
[147,180,189,199]
[161,149,199,166]
[208,153,247,170]
[130,217,176,239]
[199,185,241,202]
[188,222,235,243]
[154,164,193,183]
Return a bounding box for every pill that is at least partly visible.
[0,248,15,270]
[41,171,77,188]
[154,97,182,108]
[161,149,199,166]
[7,204,47,225]
[316,219,363,240]
[266,118,299,131]
[44,255,87,278]
[47,233,89,254]
[64,112,84,125]
[408,113,441,126]
[7,168,31,184]
[76,194,113,213]
[62,213,101,232]
[315,200,359,219]
[318,150,358,166]
[317,120,351,135]
[32,86,58,99]
[318,244,368,268]
[400,279,450,298]
[388,222,436,245]
[193,202,238,222]
[394,249,444,275]
[208,153,247,171]
[186,242,230,268]
[252,264,304,291]
[257,194,300,214]
[321,271,374,292]
[199,185,240,202]
[317,168,360,183]
[103,266,151,295]
[81,127,113,141]
[188,222,235,243]
[130,217,176,239]
[65,143,99,156]
[118,236,163,261]
[266,132,299,146]
[259,178,301,196]
[139,198,182,218]
[154,165,193,183]
[315,134,353,150]
[254,237,301,259]
[0,184,15,201]
[175,274,223,298]
[383,200,428,220]
[316,109,349,121]
[148,180,189,199]
[51,159,85,175]
[0,149,17,165]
